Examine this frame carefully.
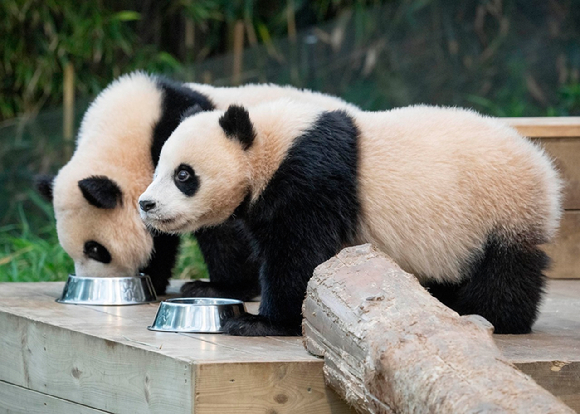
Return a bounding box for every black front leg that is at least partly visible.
[222,108,360,336]
[140,233,181,295]
[181,219,261,301]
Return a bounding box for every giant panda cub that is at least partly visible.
[139,99,562,336]
[36,72,359,296]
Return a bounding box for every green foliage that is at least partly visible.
[0,193,73,282]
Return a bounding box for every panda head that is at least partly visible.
[33,72,169,277]
[139,105,255,234]
[36,170,153,277]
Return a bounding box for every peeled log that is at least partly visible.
[302,244,574,414]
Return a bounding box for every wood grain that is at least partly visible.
[532,138,580,210]
[304,245,576,413]
[195,362,355,414]
[0,380,108,414]
[504,117,580,138]
[543,211,580,279]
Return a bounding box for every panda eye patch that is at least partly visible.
[83,240,111,264]
[174,164,199,197]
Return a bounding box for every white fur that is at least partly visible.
[143,100,562,284]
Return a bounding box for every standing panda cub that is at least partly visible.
[139,100,562,336]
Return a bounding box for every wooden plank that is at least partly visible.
[0,312,194,414]
[532,138,580,210]
[194,362,355,414]
[543,211,580,279]
[504,117,580,138]
[496,279,580,410]
[0,380,109,414]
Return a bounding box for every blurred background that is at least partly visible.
[1,0,580,282]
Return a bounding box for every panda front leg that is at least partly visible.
[222,257,309,336]
[181,219,261,301]
[140,233,181,295]
[222,215,346,336]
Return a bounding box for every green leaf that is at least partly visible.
[112,10,141,22]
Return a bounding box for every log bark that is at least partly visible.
[303,244,574,414]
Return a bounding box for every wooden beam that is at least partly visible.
[0,380,108,414]
[503,117,580,138]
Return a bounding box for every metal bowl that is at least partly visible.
[147,298,246,333]
[56,274,157,305]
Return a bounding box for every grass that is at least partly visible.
[0,191,208,283]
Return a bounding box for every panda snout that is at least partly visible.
[139,199,156,212]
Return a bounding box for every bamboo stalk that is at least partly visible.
[63,62,75,157]
[232,20,245,85]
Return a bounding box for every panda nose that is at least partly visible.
[139,199,156,212]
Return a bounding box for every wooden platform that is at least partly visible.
[0,280,579,413]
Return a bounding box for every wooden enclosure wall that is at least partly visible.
[506,118,580,279]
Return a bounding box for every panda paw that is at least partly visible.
[223,314,301,336]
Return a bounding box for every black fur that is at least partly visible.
[174,164,199,197]
[224,110,360,336]
[148,79,260,298]
[219,105,256,150]
[35,174,55,202]
[426,234,548,334]
[78,176,123,209]
[139,232,181,295]
[83,240,112,264]
[152,77,214,166]
[182,219,261,301]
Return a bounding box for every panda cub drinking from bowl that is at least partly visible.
[139,99,561,337]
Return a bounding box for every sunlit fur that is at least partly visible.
[354,105,561,283]
[49,73,358,280]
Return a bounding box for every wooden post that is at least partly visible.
[63,62,75,157]
[303,244,574,414]
[232,20,245,85]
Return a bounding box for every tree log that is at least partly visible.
[303,244,574,414]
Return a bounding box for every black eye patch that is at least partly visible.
[174,164,199,197]
[83,241,112,264]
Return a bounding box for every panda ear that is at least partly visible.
[78,176,123,209]
[35,174,55,203]
[218,105,255,150]
[181,104,204,121]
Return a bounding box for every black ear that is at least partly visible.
[218,105,255,150]
[181,104,204,121]
[35,174,55,202]
[78,176,123,209]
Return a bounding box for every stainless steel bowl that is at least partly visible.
[56,274,157,305]
[147,298,246,333]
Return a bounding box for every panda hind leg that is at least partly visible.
[428,235,548,334]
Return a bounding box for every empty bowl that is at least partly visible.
[147,298,246,333]
[56,274,157,305]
